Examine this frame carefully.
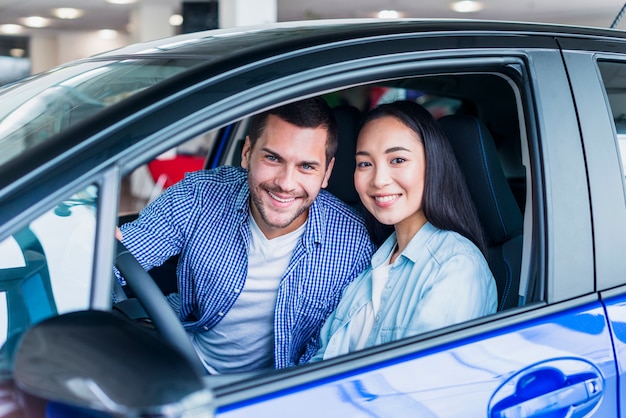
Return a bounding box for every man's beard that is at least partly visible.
[249,184,312,230]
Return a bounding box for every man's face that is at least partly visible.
[242,114,335,239]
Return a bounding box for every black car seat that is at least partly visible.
[326,104,393,246]
[438,114,523,311]
[326,104,362,207]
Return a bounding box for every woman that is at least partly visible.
[312,100,497,361]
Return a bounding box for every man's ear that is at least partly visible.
[321,157,335,189]
[241,136,251,169]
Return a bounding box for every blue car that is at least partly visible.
[1,19,626,417]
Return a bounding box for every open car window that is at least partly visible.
[0,185,97,371]
[119,68,533,365]
[598,60,626,192]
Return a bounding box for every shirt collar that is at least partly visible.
[402,222,437,262]
[235,179,250,216]
[303,196,325,249]
[371,221,438,268]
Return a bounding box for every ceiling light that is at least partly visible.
[20,16,51,28]
[450,0,484,13]
[169,14,183,26]
[0,24,24,34]
[106,0,138,4]
[98,29,118,39]
[378,10,400,19]
[10,48,25,58]
[52,8,84,19]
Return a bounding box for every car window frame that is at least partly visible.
[115,48,561,367]
[117,48,562,302]
[2,35,599,396]
[561,49,626,291]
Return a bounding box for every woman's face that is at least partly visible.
[354,115,427,236]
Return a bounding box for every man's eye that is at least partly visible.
[301,164,313,170]
[266,155,278,162]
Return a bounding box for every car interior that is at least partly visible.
[0,68,534,383]
[118,71,530,316]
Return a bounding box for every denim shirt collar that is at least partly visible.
[371,221,438,269]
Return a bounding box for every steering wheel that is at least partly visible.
[114,240,206,376]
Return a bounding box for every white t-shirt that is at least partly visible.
[348,250,393,351]
[191,216,305,374]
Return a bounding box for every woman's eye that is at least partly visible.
[356,161,371,168]
[390,157,406,164]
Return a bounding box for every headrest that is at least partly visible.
[439,114,523,244]
[326,105,362,206]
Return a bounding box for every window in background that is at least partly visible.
[598,61,626,191]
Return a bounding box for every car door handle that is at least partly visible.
[489,360,605,418]
[494,376,602,417]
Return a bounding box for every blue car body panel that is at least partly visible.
[217,303,617,417]
[603,294,626,417]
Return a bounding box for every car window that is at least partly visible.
[597,61,626,190]
[0,58,202,167]
[0,184,98,369]
[120,71,532,322]
[620,137,626,185]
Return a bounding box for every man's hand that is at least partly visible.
[116,227,123,241]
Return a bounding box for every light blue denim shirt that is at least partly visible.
[312,221,497,361]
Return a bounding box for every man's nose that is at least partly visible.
[275,165,297,192]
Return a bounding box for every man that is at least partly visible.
[118,97,375,374]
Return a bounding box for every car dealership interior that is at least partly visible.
[3,0,626,214]
[1,0,626,79]
[4,0,626,415]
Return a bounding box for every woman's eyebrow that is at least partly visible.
[355,146,410,156]
[385,146,410,153]
[356,147,411,156]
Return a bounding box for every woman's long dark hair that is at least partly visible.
[360,100,488,256]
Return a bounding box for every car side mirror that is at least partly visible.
[13,310,213,416]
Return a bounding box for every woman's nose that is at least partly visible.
[371,165,391,188]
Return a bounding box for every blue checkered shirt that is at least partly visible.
[120,166,375,368]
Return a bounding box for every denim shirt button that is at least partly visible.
[217,311,225,317]
[203,326,209,331]
[233,288,241,294]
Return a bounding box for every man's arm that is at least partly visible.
[118,178,194,271]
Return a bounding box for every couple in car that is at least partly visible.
[117,97,496,374]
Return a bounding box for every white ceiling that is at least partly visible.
[0,0,625,34]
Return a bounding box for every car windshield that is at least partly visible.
[0,58,199,166]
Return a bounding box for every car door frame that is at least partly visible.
[559,37,626,418]
[93,36,603,412]
[0,28,608,415]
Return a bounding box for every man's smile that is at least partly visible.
[268,191,297,203]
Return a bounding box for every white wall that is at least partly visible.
[28,0,276,74]
[219,0,276,28]
[30,31,130,74]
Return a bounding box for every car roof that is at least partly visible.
[2,18,626,214]
[93,19,626,61]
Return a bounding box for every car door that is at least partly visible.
[560,39,626,418]
[185,40,615,416]
[2,25,619,417]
